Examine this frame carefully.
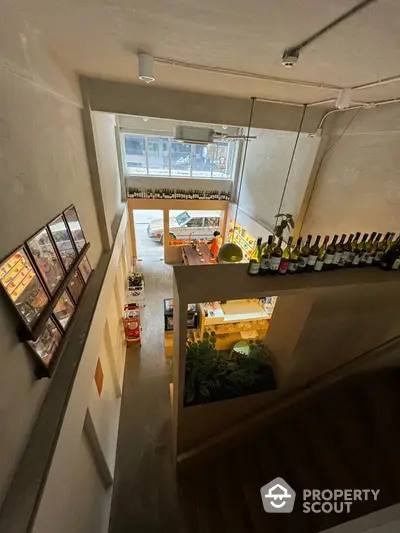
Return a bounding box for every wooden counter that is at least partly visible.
[182,244,213,266]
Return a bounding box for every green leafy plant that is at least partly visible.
[274,213,295,238]
[184,336,276,406]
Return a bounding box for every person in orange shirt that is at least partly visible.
[210,231,223,259]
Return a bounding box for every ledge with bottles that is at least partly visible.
[127,187,231,200]
[246,232,400,276]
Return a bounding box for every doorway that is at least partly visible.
[133,210,164,262]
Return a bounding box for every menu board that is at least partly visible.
[64,206,86,253]
[48,215,77,271]
[27,317,62,367]
[53,290,75,331]
[67,271,84,304]
[78,255,92,283]
[27,227,65,295]
[0,247,49,327]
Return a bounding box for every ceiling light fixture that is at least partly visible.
[138,53,155,83]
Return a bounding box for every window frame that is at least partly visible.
[120,129,238,181]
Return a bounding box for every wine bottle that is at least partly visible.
[288,237,302,273]
[298,235,311,273]
[269,237,283,275]
[348,232,361,266]
[279,237,293,275]
[340,233,354,267]
[307,235,321,271]
[361,232,376,266]
[380,235,400,270]
[332,234,346,268]
[247,237,263,276]
[352,233,368,267]
[368,233,381,265]
[314,235,329,271]
[323,235,338,270]
[259,236,274,276]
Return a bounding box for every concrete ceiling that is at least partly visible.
[9,0,400,103]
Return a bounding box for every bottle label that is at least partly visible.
[339,251,349,266]
[324,253,335,265]
[314,260,324,271]
[269,256,281,271]
[392,258,400,270]
[279,260,289,274]
[288,262,298,272]
[347,252,355,263]
[352,254,361,266]
[307,254,317,267]
[260,256,270,270]
[248,261,260,274]
[298,256,308,268]
[332,252,343,265]
[366,254,374,265]
[360,252,370,263]
[374,251,384,262]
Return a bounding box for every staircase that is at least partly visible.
[177,368,400,533]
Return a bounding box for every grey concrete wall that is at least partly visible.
[0,11,102,507]
[302,104,400,236]
[84,77,325,133]
[238,128,321,233]
[92,112,125,238]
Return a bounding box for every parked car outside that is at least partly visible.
[147,210,221,244]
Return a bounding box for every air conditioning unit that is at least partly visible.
[173,125,214,144]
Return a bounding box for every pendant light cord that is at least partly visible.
[233,97,256,229]
[274,104,307,233]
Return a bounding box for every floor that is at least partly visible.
[133,210,164,262]
[108,259,181,533]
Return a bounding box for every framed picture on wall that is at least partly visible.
[53,290,75,331]
[27,316,62,368]
[0,246,49,329]
[64,205,86,253]
[26,227,65,295]
[78,255,92,283]
[67,270,85,304]
[48,214,77,271]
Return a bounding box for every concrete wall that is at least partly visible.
[31,211,130,533]
[92,112,125,239]
[0,10,103,507]
[84,77,325,133]
[302,105,400,236]
[238,128,321,234]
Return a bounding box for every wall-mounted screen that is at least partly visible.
[53,291,75,331]
[48,215,77,271]
[26,227,65,295]
[64,206,86,253]
[0,247,49,328]
[67,271,84,304]
[78,256,92,283]
[27,317,62,367]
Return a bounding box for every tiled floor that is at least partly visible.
[108,259,181,533]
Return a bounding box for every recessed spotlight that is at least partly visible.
[138,53,155,83]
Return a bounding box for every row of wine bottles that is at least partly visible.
[127,188,231,200]
[247,232,400,276]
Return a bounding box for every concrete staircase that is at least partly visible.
[177,368,400,532]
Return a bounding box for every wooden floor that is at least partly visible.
[108,260,182,533]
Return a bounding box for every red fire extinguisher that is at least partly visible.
[123,304,141,346]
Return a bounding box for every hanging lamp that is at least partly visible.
[218,98,256,264]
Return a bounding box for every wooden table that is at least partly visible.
[182,244,213,265]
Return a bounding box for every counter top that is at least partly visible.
[183,243,212,266]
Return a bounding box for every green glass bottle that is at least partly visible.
[306,235,321,271]
[361,232,376,266]
[332,234,346,269]
[298,235,311,273]
[278,237,293,275]
[314,235,329,271]
[259,236,274,276]
[288,237,302,273]
[352,233,368,267]
[247,237,262,276]
[341,234,354,267]
[348,232,361,266]
[323,235,338,270]
[269,237,283,275]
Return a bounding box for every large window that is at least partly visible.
[122,133,237,180]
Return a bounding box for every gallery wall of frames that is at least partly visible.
[0,205,93,378]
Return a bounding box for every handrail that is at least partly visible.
[177,332,400,469]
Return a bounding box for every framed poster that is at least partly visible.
[0,247,49,329]
[67,270,84,304]
[26,227,65,295]
[48,214,77,271]
[79,255,92,283]
[53,291,75,331]
[27,316,62,368]
[64,205,86,253]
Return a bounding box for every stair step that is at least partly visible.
[215,453,255,533]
